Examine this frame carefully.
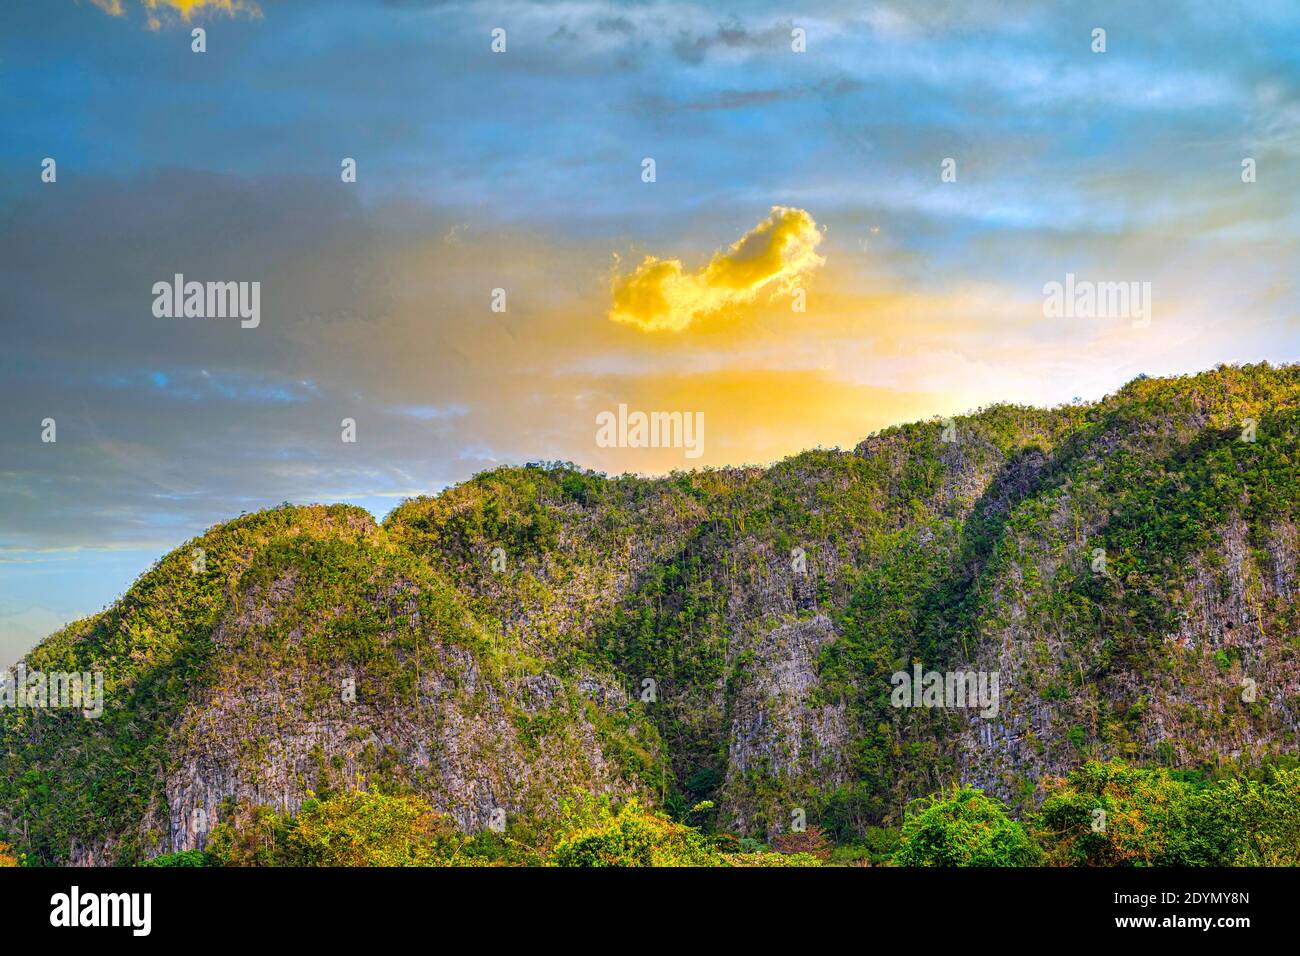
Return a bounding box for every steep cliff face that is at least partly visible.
[722,614,849,835]
[4,505,664,865]
[3,363,1298,863]
[944,376,1300,809]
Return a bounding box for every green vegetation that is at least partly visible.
[887,759,1300,867]
[143,789,824,868]
[892,785,1041,866]
[550,795,724,866]
[1035,759,1300,866]
[132,758,1300,868]
[140,849,210,867]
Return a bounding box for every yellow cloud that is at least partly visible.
[91,0,260,24]
[609,206,825,333]
[147,0,257,19]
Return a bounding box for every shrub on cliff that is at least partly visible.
[550,795,722,866]
[281,790,463,867]
[892,785,1041,866]
[1035,760,1300,867]
[1035,760,1233,866]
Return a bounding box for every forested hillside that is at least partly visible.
[3,362,1298,866]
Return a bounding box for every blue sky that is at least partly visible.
[1,0,1297,665]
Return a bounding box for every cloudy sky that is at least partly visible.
[1,0,1297,664]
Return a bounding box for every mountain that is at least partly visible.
[3,361,1299,865]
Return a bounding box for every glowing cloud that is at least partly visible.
[609,206,825,333]
[91,0,260,25]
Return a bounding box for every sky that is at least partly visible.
[1,0,1298,665]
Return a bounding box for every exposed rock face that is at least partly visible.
[157,662,633,856]
[723,614,849,837]
[955,511,1300,800]
[66,577,644,865]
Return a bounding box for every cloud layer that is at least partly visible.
[609,206,825,332]
[2,0,1297,661]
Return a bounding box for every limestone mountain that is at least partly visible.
[3,361,1298,865]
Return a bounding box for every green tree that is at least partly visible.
[280,790,463,867]
[892,785,1041,866]
[550,795,722,867]
[1034,760,1234,866]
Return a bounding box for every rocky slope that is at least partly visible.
[3,362,1298,863]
